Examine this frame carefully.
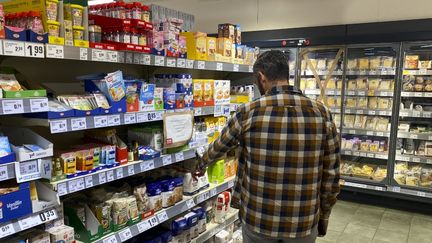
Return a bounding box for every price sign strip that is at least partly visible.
[54,149,198,196]
[94,177,236,243]
[341,129,390,138]
[341,149,388,160]
[398,132,432,141]
[395,154,432,165]
[0,162,16,181]
[190,209,239,243]
[0,98,48,115]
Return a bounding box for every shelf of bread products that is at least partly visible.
[0,40,253,73]
[344,108,392,116]
[93,177,236,243]
[345,90,394,97]
[341,149,388,160]
[340,177,387,192]
[342,128,391,137]
[0,98,48,116]
[388,185,432,199]
[190,209,239,243]
[0,206,59,239]
[52,148,199,196]
[400,91,432,98]
[345,69,396,76]
[0,162,16,182]
[301,70,344,76]
[399,110,432,118]
[398,132,432,140]
[395,154,432,165]
[303,89,342,96]
[402,69,432,76]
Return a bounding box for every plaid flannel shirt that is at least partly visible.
[202,85,340,238]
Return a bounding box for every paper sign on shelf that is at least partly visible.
[197,61,205,69]
[155,56,165,66]
[186,60,194,69]
[0,223,15,238]
[80,48,88,60]
[107,170,114,182]
[2,100,24,114]
[166,58,176,67]
[0,165,9,181]
[57,182,67,196]
[141,160,155,171]
[50,120,68,133]
[142,54,151,65]
[85,176,94,188]
[92,49,107,62]
[15,159,41,183]
[99,172,107,184]
[177,58,186,68]
[4,40,25,57]
[25,42,44,58]
[30,98,48,113]
[71,117,87,131]
[118,228,133,242]
[163,111,194,148]
[103,235,118,243]
[46,44,64,59]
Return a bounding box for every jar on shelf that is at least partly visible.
[113,29,121,42]
[107,2,116,18]
[141,5,150,22]
[117,1,126,19]
[131,28,139,45]
[73,25,85,41]
[132,2,142,20]
[125,3,133,19]
[47,20,60,37]
[120,27,131,43]
[89,25,102,43]
[70,4,84,26]
[45,0,59,21]
[138,30,147,46]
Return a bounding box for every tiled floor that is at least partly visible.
[317,200,432,243]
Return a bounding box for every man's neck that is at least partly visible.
[271,80,290,89]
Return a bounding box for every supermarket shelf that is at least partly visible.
[340,177,387,192]
[345,69,396,76]
[400,92,432,98]
[399,110,432,118]
[342,128,390,137]
[345,90,394,97]
[403,69,432,76]
[301,70,344,76]
[94,177,236,243]
[341,149,388,160]
[0,40,253,73]
[0,162,16,182]
[0,98,48,115]
[398,132,432,140]
[388,186,432,199]
[303,89,342,96]
[53,148,198,196]
[0,207,58,239]
[344,108,392,116]
[395,154,432,165]
[191,209,239,243]
[329,108,341,113]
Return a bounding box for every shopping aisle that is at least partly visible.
[318,200,432,243]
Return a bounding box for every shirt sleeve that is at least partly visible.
[201,110,243,166]
[320,115,341,219]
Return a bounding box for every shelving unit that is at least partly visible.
[191,209,239,243]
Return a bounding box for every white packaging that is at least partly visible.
[214,194,226,223]
[183,172,200,195]
[199,171,210,190]
[232,230,243,243]
[215,230,230,243]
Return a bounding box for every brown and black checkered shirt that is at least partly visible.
[202,85,340,238]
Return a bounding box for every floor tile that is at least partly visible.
[407,234,432,243]
[319,230,342,243]
[372,229,408,243]
[343,223,376,239]
[328,216,350,232]
[336,233,373,243]
[350,207,384,228]
[378,210,412,234]
[410,215,432,235]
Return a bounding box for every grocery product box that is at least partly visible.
[0,181,32,224]
[31,181,60,212]
[140,83,155,112]
[214,80,230,105]
[154,87,164,110]
[217,37,233,58]
[207,37,217,61]
[64,204,106,242]
[180,32,207,61]
[83,78,127,115]
[179,35,187,59]
[47,225,75,243]
[3,89,47,98]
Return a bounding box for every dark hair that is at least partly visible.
[253,50,290,82]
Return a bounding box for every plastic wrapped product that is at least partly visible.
[347,59,358,70]
[406,170,420,186]
[368,97,378,109]
[317,59,326,70]
[420,167,432,187]
[357,97,368,108]
[107,198,128,227]
[405,55,419,69]
[192,207,206,233]
[404,139,416,155]
[171,217,187,243]
[369,57,382,70]
[378,79,392,91]
[184,212,199,239]
[354,115,367,129]
[394,162,408,185]
[356,78,368,90]
[345,98,357,108]
[375,118,389,132]
[368,79,380,90]
[360,140,371,152]
[161,179,175,208]
[126,196,139,220]
[382,57,394,69]
[173,177,184,203]
[347,80,357,90]
[373,167,387,181]
[147,182,163,212]
[365,117,378,131]
[358,58,369,70]
[343,115,355,128]
[370,141,380,152]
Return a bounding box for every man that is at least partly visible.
[197,50,340,243]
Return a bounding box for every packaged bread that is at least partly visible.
[419,60,432,69]
[356,78,368,90]
[357,97,368,108]
[306,79,316,89]
[382,57,394,69]
[347,80,357,90]
[346,98,357,108]
[326,79,337,89]
[405,55,419,69]
[354,115,367,129]
[375,118,389,131]
[426,84,432,92]
[370,141,380,152]
[369,57,382,70]
[133,184,150,214]
[336,97,342,107]
[368,97,378,109]
[373,166,387,181]
[360,140,371,151]
[378,79,392,91]
[317,59,327,70]
[352,138,361,151]
[126,196,139,220]
[358,58,370,70]
[404,139,416,155]
[347,59,358,70]
[343,115,355,128]
[341,162,354,175]
[365,117,378,130]
[301,60,307,70]
[345,139,354,150]
[337,80,343,89]
[108,198,129,226]
[300,79,306,91]
[378,98,392,110]
[420,167,432,187]
[352,164,363,176]
[414,83,424,92]
[360,164,375,177]
[368,79,380,90]
[394,162,408,185]
[327,97,337,107]
[406,166,421,186]
[416,141,426,156]
[334,114,341,127]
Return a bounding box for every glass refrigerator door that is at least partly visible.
[341,44,399,185]
[395,42,432,193]
[299,46,344,127]
[261,47,298,85]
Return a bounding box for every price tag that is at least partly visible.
[359,70,367,75]
[186,60,194,69]
[353,151,360,156]
[367,153,375,158]
[141,160,155,171]
[46,44,64,58]
[0,165,8,181]
[85,176,94,188]
[175,152,184,162]
[128,165,135,176]
[420,68,428,75]
[369,110,376,115]
[425,92,432,97]
[142,54,151,65]
[392,187,401,193]
[197,61,205,69]
[194,107,202,116]
[107,170,115,182]
[375,186,384,191]
[124,113,136,124]
[349,130,356,134]
[118,228,133,242]
[137,216,158,233]
[356,109,363,114]
[344,150,352,155]
[358,91,366,96]
[233,64,239,72]
[0,223,15,238]
[210,188,217,197]
[399,111,408,117]
[166,58,176,67]
[380,91,388,96]
[369,70,377,75]
[177,58,186,68]
[427,159,432,164]
[19,215,39,230]
[415,92,423,97]
[107,114,121,126]
[108,51,118,62]
[376,132,384,137]
[57,182,67,196]
[410,134,418,139]
[376,154,387,159]
[417,191,426,197]
[327,90,335,95]
[4,40,25,56]
[116,168,124,179]
[157,211,169,223]
[429,136,432,141]
[30,98,48,112]
[80,48,88,60]
[401,92,410,97]
[197,191,210,203]
[249,65,253,73]
[99,172,107,184]
[345,109,352,113]
[162,156,172,166]
[347,91,355,96]
[228,180,235,188]
[423,112,432,118]
[91,49,107,61]
[39,208,58,223]
[94,116,108,128]
[25,42,44,58]
[366,131,374,136]
[50,120,68,133]
[68,179,78,193]
[359,152,367,157]
[216,62,223,71]
[2,99,24,114]
[71,117,87,131]
[186,199,195,209]
[155,56,165,66]
[103,235,118,243]
[413,157,421,163]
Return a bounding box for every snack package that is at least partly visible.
[373,167,387,181]
[0,136,12,158]
[317,59,326,70]
[370,141,380,152]
[357,97,368,108]
[354,115,367,129]
[368,97,378,109]
[419,60,432,69]
[346,98,357,108]
[103,71,125,102]
[347,59,358,70]
[378,98,392,110]
[403,76,415,91]
[0,74,22,91]
[140,83,155,112]
[154,87,164,110]
[382,57,394,69]
[368,79,381,90]
[356,78,368,90]
[378,79,392,91]
[347,80,357,90]
[343,115,355,128]
[369,57,381,69]
[375,118,390,131]
[420,167,432,187]
[405,55,419,69]
[358,58,369,70]
[365,117,378,131]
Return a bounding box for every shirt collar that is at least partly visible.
[265,85,303,96]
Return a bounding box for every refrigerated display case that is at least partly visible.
[260,47,298,85]
[340,43,400,186]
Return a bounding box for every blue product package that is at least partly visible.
[171,217,187,236]
[102,71,126,102]
[0,136,12,158]
[163,88,176,110]
[140,83,155,111]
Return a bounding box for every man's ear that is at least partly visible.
[258,72,266,84]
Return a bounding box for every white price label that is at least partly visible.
[327,90,335,95]
[39,209,57,223]
[233,64,239,72]
[228,180,235,188]
[366,131,374,136]
[107,170,114,182]
[415,92,423,97]
[133,53,140,64]
[345,109,352,113]
[369,70,377,75]
[359,70,367,75]
[141,160,155,171]
[380,92,388,96]
[367,153,375,158]
[4,40,25,56]
[417,191,426,197]
[46,44,64,58]
[155,56,165,66]
[186,59,194,69]
[116,168,124,179]
[103,235,118,243]
[197,61,205,69]
[413,111,421,117]
[349,130,356,134]
[410,134,418,139]
[166,58,176,67]
[356,109,363,114]
[353,151,360,156]
[360,152,367,157]
[19,215,39,230]
[0,165,8,181]
[369,110,376,115]
[50,120,67,133]
[375,186,384,191]
[2,100,24,114]
[425,92,432,97]
[216,62,223,71]
[69,178,85,193]
[413,157,421,163]
[177,58,186,68]
[85,176,94,188]
[108,51,118,62]
[107,114,121,126]
[94,116,108,128]
[157,211,169,223]
[162,156,172,166]
[124,113,136,124]
[429,136,432,141]
[197,191,210,203]
[76,178,85,191]
[57,182,67,196]
[399,111,408,117]
[119,228,133,242]
[80,48,88,60]
[175,152,184,162]
[392,187,401,193]
[99,172,107,184]
[0,223,15,238]
[128,165,135,176]
[25,42,44,58]
[30,98,48,112]
[401,92,409,97]
[376,132,384,137]
[186,199,195,209]
[137,216,158,232]
[210,188,217,197]
[91,49,107,61]
[420,69,428,75]
[71,117,87,131]
[347,91,355,96]
[194,107,202,116]
[142,54,151,65]
[427,159,432,164]
[423,112,432,118]
[249,65,253,72]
